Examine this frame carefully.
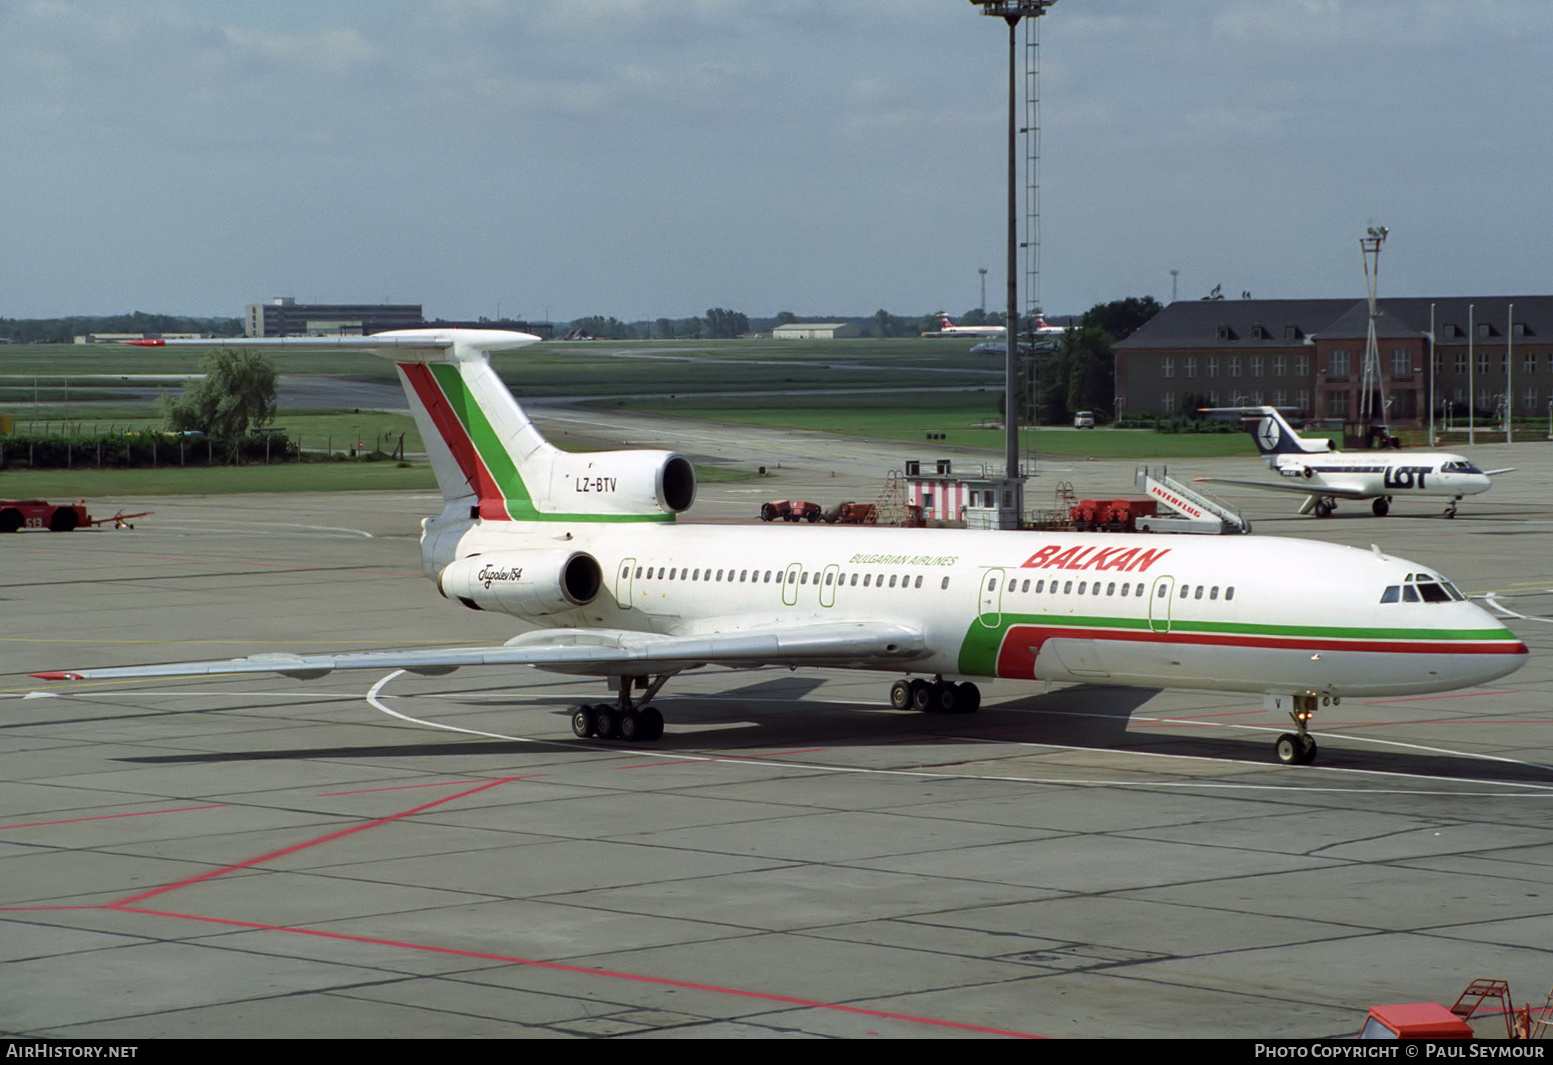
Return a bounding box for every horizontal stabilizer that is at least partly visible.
[127,329,542,361]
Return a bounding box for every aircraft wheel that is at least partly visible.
[932,682,959,714]
[593,706,619,740]
[639,707,664,741]
[953,682,981,714]
[908,679,933,713]
[1444,503,1458,519]
[1297,737,1318,765]
[571,706,596,738]
[1372,497,1390,517]
[889,679,912,710]
[1275,733,1301,765]
[1314,499,1334,518]
[618,709,642,742]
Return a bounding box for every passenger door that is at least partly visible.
[1148,575,1174,633]
[978,568,1005,628]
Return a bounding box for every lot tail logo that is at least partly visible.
[1256,416,1281,452]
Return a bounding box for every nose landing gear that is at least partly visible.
[1273,692,1328,765]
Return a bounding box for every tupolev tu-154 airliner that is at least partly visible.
[35,331,1528,765]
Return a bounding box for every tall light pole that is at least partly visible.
[969,0,1057,518]
[979,267,988,314]
[1359,226,1387,431]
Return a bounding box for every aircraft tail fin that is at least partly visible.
[1199,405,1332,457]
[380,330,695,524]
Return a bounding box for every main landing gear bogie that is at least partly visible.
[571,703,665,742]
[571,674,671,743]
[891,677,980,715]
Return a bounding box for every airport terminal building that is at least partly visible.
[246,298,423,338]
[1115,296,1553,425]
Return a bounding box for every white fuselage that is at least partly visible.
[433,518,1526,699]
[1269,451,1493,501]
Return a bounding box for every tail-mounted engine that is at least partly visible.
[438,550,603,617]
[541,450,696,517]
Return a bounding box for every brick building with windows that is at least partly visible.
[1115,296,1553,425]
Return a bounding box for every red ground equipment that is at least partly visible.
[825,502,876,524]
[1068,497,1158,532]
[760,499,822,523]
[0,500,148,533]
[1359,1002,1474,1039]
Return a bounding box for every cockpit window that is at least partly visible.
[1381,573,1465,604]
[1441,460,1484,474]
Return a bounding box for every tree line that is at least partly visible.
[0,312,243,344]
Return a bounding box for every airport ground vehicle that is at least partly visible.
[825,501,876,524]
[1067,497,1157,532]
[0,500,147,532]
[0,500,87,532]
[1358,1002,1473,1039]
[760,499,821,522]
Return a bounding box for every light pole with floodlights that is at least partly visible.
[968,0,1057,528]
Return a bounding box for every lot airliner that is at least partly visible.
[1198,406,1513,518]
[35,332,1528,765]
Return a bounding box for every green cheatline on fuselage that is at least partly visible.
[955,612,1522,677]
[428,362,673,524]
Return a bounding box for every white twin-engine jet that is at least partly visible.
[931,312,1005,338]
[1196,406,1513,518]
[930,312,1065,338]
[35,332,1528,765]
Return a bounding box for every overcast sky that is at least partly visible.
[4,0,1550,323]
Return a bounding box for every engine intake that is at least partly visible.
[542,449,696,516]
[438,550,602,617]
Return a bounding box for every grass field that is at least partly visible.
[1,460,439,498]
[588,391,1264,458]
[3,335,1273,496]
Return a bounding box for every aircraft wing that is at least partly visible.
[1192,477,1375,500]
[33,621,928,683]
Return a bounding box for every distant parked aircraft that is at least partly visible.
[1196,406,1513,518]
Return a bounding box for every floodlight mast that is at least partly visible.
[1359,226,1388,430]
[969,0,1057,519]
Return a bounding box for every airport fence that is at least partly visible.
[0,429,299,469]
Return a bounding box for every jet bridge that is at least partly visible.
[1134,465,1252,534]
